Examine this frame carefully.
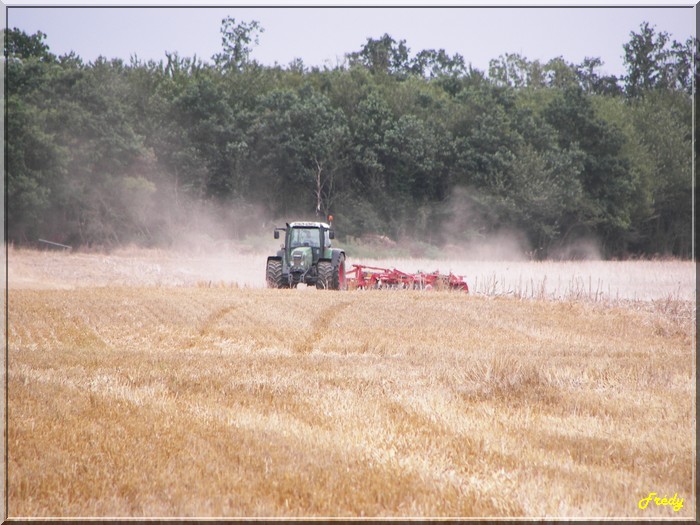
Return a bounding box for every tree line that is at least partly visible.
[5,20,695,257]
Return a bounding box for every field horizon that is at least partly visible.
[6,249,696,518]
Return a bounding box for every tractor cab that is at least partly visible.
[275,222,334,264]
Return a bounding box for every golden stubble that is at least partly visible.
[8,284,695,518]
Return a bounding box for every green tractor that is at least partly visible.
[266,220,347,290]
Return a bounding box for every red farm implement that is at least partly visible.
[346,264,469,292]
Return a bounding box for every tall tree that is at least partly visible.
[250,87,349,218]
[212,17,264,71]
[575,57,622,95]
[5,27,54,61]
[347,34,411,77]
[622,22,693,96]
[411,48,467,79]
[544,87,635,254]
[6,96,65,243]
[488,53,536,88]
[629,91,692,256]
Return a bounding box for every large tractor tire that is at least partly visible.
[316,261,333,290]
[266,259,284,288]
[316,254,347,290]
[336,253,347,291]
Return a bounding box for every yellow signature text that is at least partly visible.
[638,492,684,512]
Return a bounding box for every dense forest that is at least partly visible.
[5,19,695,258]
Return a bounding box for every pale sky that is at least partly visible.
[4,3,697,78]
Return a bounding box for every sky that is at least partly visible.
[4,3,697,78]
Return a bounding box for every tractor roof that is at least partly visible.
[288,221,330,229]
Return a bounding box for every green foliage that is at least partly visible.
[5,27,54,62]
[543,86,638,255]
[212,17,264,71]
[623,22,695,96]
[249,86,349,217]
[5,22,693,258]
[347,34,411,77]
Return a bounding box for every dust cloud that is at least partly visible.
[437,185,605,262]
[437,186,531,261]
[17,179,690,300]
[15,174,281,288]
[548,237,603,261]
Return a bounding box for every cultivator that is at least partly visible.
[346,264,469,292]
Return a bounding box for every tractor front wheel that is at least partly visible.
[316,261,333,290]
[266,259,284,288]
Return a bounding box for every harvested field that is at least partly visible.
[5,249,696,518]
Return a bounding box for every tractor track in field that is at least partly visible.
[292,300,354,354]
[198,304,240,337]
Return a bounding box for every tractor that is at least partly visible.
[266,220,347,290]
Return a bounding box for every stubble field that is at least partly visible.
[6,248,696,518]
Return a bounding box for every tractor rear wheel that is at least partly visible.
[336,254,347,291]
[266,259,284,288]
[316,255,347,290]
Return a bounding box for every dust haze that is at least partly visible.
[17,178,692,301]
[436,185,603,262]
[61,170,602,264]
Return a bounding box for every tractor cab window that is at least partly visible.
[290,228,320,248]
